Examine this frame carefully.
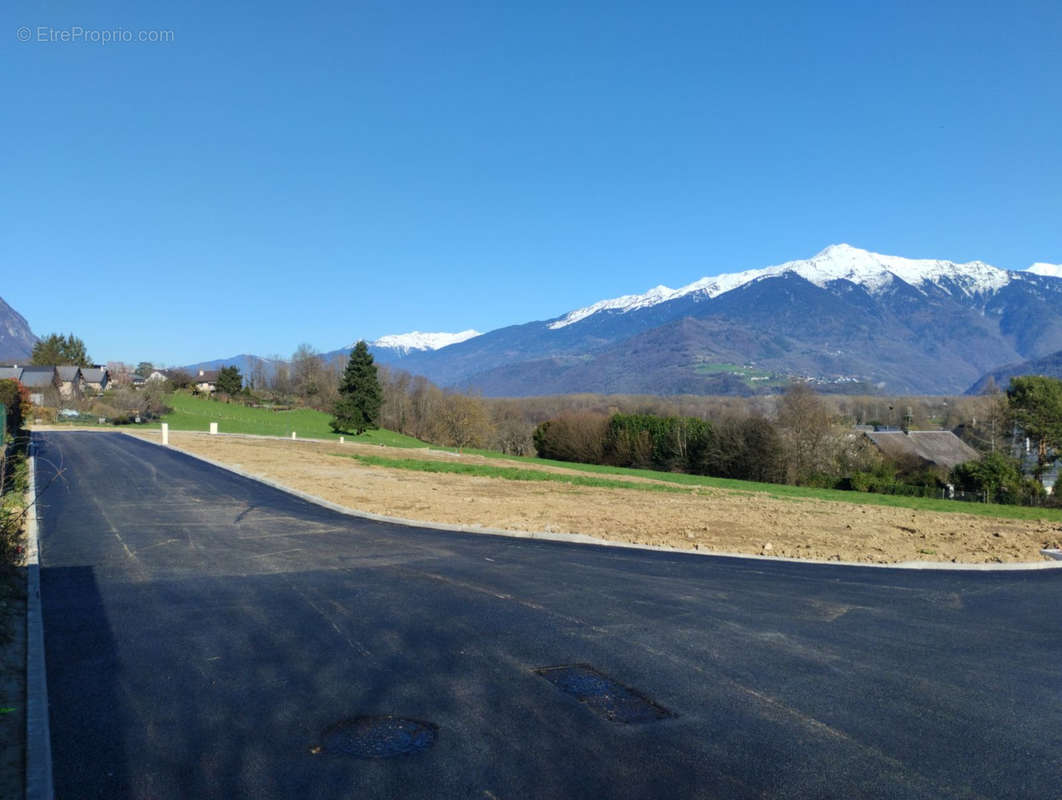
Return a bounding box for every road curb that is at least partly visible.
[119,431,1062,573]
[25,436,55,800]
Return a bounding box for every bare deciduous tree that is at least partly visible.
[248,356,267,391]
[776,383,839,485]
[105,361,133,387]
[437,392,494,449]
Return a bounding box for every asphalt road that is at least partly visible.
[33,431,1062,799]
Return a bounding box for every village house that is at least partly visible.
[193,369,218,394]
[81,366,109,394]
[56,365,83,399]
[18,366,58,407]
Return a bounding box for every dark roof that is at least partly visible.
[81,367,107,384]
[195,370,219,383]
[56,365,82,381]
[19,366,57,388]
[864,430,981,470]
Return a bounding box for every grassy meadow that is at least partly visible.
[157,392,426,448]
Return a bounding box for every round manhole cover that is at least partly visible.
[319,716,437,758]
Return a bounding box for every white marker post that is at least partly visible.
[161,422,169,445]
[210,422,218,435]
[340,436,344,444]
[291,431,297,440]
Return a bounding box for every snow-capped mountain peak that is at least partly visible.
[1028,262,1062,278]
[548,244,1014,330]
[774,243,1010,295]
[372,329,481,354]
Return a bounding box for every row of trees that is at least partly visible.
[530,380,1062,504]
[531,385,868,486]
[375,369,534,453]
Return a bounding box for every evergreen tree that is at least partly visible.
[332,341,382,434]
[216,365,243,395]
[1008,375,1062,483]
[31,333,91,366]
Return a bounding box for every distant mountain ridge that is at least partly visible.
[180,354,284,379]
[369,244,1062,396]
[178,334,481,380]
[0,296,38,361]
[184,244,1062,397]
[967,350,1062,394]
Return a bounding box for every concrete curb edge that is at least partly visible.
[118,430,1062,573]
[25,435,54,800]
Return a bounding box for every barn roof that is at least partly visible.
[864,430,981,470]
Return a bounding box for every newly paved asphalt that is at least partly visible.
[34,431,1062,799]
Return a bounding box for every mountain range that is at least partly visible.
[0,297,38,361]
[5,244,1062,395]
[188,243,1062,395]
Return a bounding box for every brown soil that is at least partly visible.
[120,431,1062,564]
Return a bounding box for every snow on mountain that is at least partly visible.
[372,329,481,354]
[1027,262,1062,278]
[548,244,1014,330]
[545,285,678,329]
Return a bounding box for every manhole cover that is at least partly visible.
[535,664,675,723]
[318,716,437,758]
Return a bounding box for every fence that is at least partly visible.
[858,481,1055,507]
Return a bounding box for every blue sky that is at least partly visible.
[5,0,1061,365]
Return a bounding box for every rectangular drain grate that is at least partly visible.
[534,664,675,724]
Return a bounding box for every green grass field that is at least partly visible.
[156,392,427,448]
[339,453,691,494]
[691,362,787,389]
[693,362,766,377]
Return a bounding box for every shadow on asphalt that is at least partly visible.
[42,566,130,798]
